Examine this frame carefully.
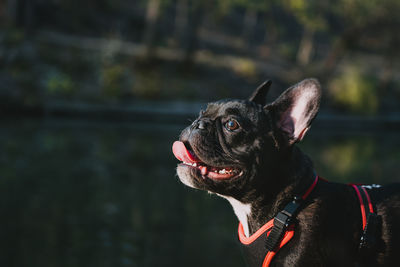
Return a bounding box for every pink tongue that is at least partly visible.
[172,141,201,163]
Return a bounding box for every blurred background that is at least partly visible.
[0,0,399,266]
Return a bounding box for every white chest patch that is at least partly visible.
[219,195,252,237]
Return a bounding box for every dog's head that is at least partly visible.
[172,79,321,201]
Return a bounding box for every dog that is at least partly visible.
[172,78,400,266]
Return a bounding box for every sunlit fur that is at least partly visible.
[175,79,400,266]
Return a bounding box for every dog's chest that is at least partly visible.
[219,195,252,237]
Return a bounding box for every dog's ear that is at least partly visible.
[248,80,272,106]
[265,79,321,144]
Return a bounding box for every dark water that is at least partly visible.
[1,119,399,267]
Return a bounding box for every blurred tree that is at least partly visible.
[143,0,161,59]
[1,0,400,113]
[172,0,188,48]
[182,0,209,66]
[283,0,327,66]
[6,0,36,35]
[215,0,271,50]
[238,0,269,50]
[324,0,400,76]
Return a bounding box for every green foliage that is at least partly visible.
[3,29,25,47]
[233,58,257,78]
[132,68,162,99]
[1,0,400,112]
[232,0,271,10]
[101,64,133,99]
[278,42,297,61]
[301,134,400,184]
[283,0,327,31]
[321,139,374,179]
[215,0,271,15]
[44,70,74,96]
[336,0,381,26]
[329,66,379,114]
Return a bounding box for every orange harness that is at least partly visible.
[237,178,380,267]
[238,220,295,266]
[238,175,319,267]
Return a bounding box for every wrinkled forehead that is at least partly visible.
[203,99,261,119]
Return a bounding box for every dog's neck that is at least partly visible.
[220,195,253,236]
[224,147,315,237]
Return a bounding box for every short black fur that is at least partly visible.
[174,78,400,266]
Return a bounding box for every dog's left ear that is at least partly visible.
[265,78,321,144]
[249,80,272,106]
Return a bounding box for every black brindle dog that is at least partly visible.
[172,79,400,266]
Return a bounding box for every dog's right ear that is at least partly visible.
[248,80,272,106]
[265,79,321,145]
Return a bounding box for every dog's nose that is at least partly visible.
[193,119,208,130]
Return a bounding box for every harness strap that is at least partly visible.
[264,175,318,253]
[238,175,319,267]
[239,179,381,267]
[351,185,371,229]
[350,185,381,253]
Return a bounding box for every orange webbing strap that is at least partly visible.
[351,185,368,229]
[239,220,274,245]
[301,175,319,200]
[360,186,374,213]
[351,184,375,230]
[239,222,295,267]
[262,226,295,267]
[350,184,380,262]
[238,175,319,267]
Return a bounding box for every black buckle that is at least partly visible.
[282,199,301,217]
[274,211,291,227]
[266,197,302,251]
[265,199,301,251]
[265,211,289,251]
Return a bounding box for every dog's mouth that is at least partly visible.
[172,141,242,180]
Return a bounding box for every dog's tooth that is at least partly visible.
[193,163,197,167]
[200,166,208,176]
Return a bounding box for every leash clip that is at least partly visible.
[275,198,301,226]
[265,211,289,251]
[265,199,301,251]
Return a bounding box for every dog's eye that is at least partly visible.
[225,119,239,131]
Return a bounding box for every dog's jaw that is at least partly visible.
[176,165,197,188]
